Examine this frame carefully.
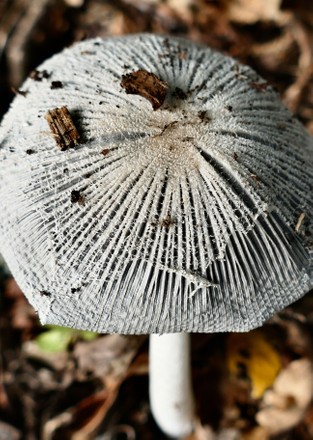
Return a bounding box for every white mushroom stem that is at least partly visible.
[149,333,194,438]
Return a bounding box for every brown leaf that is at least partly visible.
[0,421,21,440]
[256,359,313,435]
[23,340,70,372]
[223,0,290,24]
[42,389,116,440]
[4,278,37,334]
[74,334,145,383]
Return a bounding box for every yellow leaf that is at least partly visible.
[227,330,281,399]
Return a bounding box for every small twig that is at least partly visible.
[6,0,52,86]
[295,212,305,233]
[0,0,27,61]
[143,259,219,292]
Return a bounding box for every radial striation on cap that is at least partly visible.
[0,34,312,333]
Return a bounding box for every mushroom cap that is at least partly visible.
[0,34,312,334]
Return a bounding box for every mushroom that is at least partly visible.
[0,34,312,438]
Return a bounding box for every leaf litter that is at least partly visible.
[1,0,313,438]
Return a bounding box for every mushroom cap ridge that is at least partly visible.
[0,34,312,334]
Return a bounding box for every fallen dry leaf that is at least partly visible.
[223,0,290,25]
[42,389,115,440]
[74,334,145,384]
[3,277,37,337]
[241,426,269,440]
[227,330,281,399]
[256,358,313,435]
[23,340,71,372]
[40,335,146,439]
[187,421,241,440]
[0,421,21,440]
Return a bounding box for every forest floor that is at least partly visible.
[1,1,313,439]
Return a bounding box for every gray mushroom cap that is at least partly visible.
[0,34,312,334]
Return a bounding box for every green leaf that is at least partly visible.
[36,326,74,353]
[79,330,99,341]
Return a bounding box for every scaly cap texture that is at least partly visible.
[0,34,312,333]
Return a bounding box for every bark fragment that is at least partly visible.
[45,106,80,151]
[70,189,85,205]
[121,69,168,110]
